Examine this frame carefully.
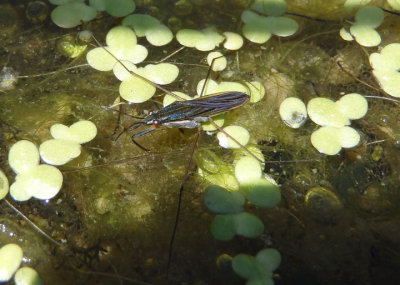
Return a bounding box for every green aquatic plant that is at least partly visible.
[0,243,23,282]
[50,0,97,28]
[7,120,97,201]
[340,6,384,47]
[204,185,244,214]
[0,170,8,200]
[232,248,281,285]
[14,267,43,285]
[204,185,265,241]
[306,94,368,155]
[369,43,400,98]
[176,27,225,51]
[0,243,43,284]
[279,93,368,155]
[87,25,179,103]
[240,178,281,208]
[39,120,97,165]
[204,180,281,241]
[123,13,173,46]
[310,125,361,155]
[50,0,136,28]
[210,212,265,241]
[241,0,298,44]
[279,97,308,129]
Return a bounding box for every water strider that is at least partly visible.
[91,33,265,278]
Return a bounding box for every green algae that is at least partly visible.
[0,1,400,284]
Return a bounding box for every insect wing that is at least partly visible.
[176,91,250,118]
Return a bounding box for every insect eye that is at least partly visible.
[153,120,160,127]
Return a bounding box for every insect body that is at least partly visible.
[126,91,250,142]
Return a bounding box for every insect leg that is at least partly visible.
[130,127,156,153]
[167,125,201,278]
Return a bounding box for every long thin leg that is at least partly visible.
[112,103,123,137]
[131,128,156,153]
[166,125,201,279]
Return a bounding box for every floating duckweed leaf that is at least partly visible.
[233,145,265,167]
[12,165,63,200]
[113,60,137,81]
[163,91,191,106]
[69,120,97,143]
[207,51,227,72]
[307,98,350,127]
[239,178,281,208]
[232,254,272,280]
[143,63,179,85]
[223,32,244,50]
[203,28,225,46]
[215,81,248,94]
[123,14,160,37]
[8,140,39,174]
[339,27,354,41]
[217,126,250,149]
[176,28,223,51]
[123,44,148,64]
[210,214,236,241]
[50,120,97,144]
[311,126,341,155]
[119,76,156,103]
[195,149,222,175]
[234,212,264,238]
[0,170,9,200]
[104,0,135,17]
[51,2,96,28]
[145,24,173,46]
[371,69,400,97]
[201,114,224,131]
[255,248,282,272]
[279,97,307,128]
[198,168,239,191]
[241,9,297,43]
[242,16,272,44]
[245,81,265,103]
[267,16,298,37]
[176,29,203,47]
[14,267,43,285]
[355,6,384,28]
[86,47,117,71]
[369,43,400,97]
[39,139,81,165]
[388,0,400,10]
[196,78,219,96]
[204,185,244,214]
[251,0,287,16]
[344,0,371,12]
[242,9,261,23]
[89,0,106,11]
[106,26,137,53]
[336,93,368,120]
[10,182,31,202]
[311,126,360,155]
[338,126,360,148]
[234,156,262,183]
[0,244,23,282]
[350,24,381,47]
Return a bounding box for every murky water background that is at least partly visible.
[1,0,400,284]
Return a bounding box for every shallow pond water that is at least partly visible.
[1,0,400,284]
